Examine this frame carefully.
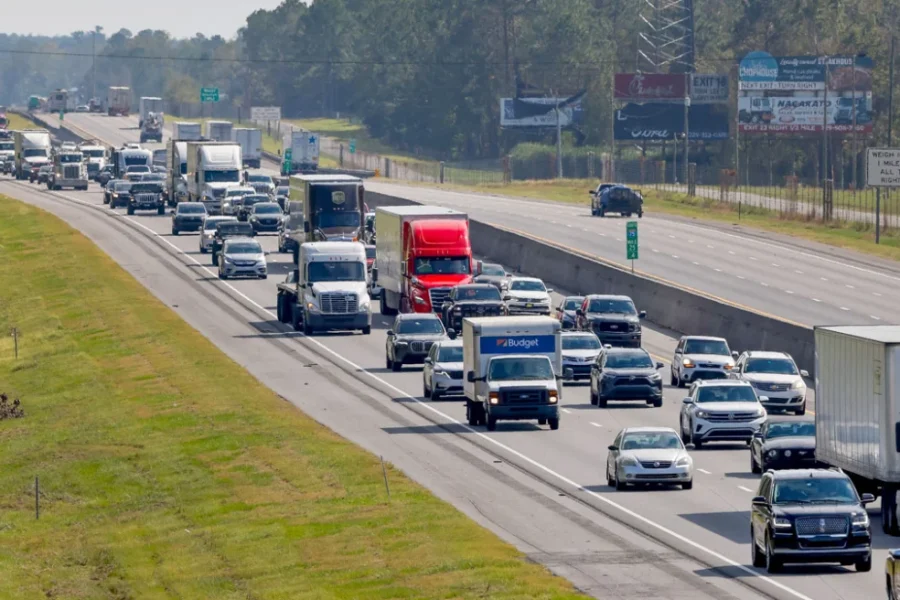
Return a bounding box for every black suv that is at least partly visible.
[589,347,664,407]
[440,284,506,331]
[385,313,447,372]
[238,194,270,221]
[750,469,873,573]
[576,294,646,347]
[750,417,816,474]
[211,221,255,266]
[171,202,208,235]
[126,182,166,215]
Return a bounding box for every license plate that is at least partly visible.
[526,303,533,308]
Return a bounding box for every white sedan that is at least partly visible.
[607,427,694,490]
[504,276,553,316]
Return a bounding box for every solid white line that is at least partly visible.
[697,468,712,475]
[760,282,769,287]
[771,263,780,268]
[738,486,755,493]
[871,315,881,321]
[561,408,572,414]
[812,298,821,302]
[692,261,700,266]
[736,275,746,280]
[672,255,679,259]
[794,270,803,274]
[840,307,850,311]
[52,190,816,600]
[785,290,794,295]
[846,284,855,289]
[706,245,714,249]
[713,268,722,273]
[590,422,602,428]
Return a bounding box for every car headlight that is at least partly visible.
[620,456,638,467]
[434,370,448,378]
[306,302,320,313]
[682,358,695,367]
[755,407,766,417]
[649,372,661,381]
[695,410,709,418]
[224,256,235,264]
[358,300,370,312]
[548,390,558,403]
[774,516,792,529]
[675,456,691,467]
[852,512,870,527]
[767,449,779,458]
[792,379,805,390]
[783,450,792,458]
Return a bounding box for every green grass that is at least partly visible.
[0,195,588,600]
[394,178,900,262]
[290,118,428,165]
[8,112,39,130]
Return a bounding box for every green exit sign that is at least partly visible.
[626,221,639,260]
[200,87,220,103]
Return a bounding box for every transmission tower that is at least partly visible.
[637,0,696,73]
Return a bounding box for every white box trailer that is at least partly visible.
[462,316,563,431]
[139,97,163,127]
[281,127,319,174]
[232,128,262,168]
[172,122,202,141]
[205,120,233,142]
[815,325,900,534]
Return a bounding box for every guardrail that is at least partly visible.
[260,150,377,178]
[365,190,816,376]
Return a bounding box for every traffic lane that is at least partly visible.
[16,183,783,600]
[66,113,168,152]
[93,199,870,600]
[367,181,900,325]
[3,183,768,600]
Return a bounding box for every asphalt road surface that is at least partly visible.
[36,112,900,600]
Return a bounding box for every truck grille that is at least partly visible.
[63,165,81,179]
[756,382,791,392]
[795,516,848,536]
[501,388,548,404]
[446,370,463,380]
[428,288,451,312]
[705,412,759,422]
[593,321,632,332]
[136,193,158,204]
[639,461,673,469]
[459,305,503,317]
[409,340,434,354]
[320,293,357,314]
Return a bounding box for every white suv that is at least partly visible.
[679,380,767,448]
[671,335,738,388]
[730,351,809,415]
[504,277,552,316]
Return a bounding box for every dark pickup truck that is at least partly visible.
[440,284,506,332]
[211,220,255,266]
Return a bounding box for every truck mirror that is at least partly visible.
[303,222,310,233]
[371,267,378,282]
[563,368,574,379]
[639,311,647,319]
[466,371,475,383]
[447,329,457,340]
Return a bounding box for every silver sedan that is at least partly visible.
[606,427,694,490]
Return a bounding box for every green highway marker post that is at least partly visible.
[282,148,292,175]
[59,110,64,121]
[626,221,638,273]
[349,139,357,154]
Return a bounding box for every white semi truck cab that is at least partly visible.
[79,144,107,180]
[276,241,372,335]
[186,141,242,213]
[49,150,89,190]
[463,316,564,431]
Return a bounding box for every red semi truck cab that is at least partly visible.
[375,205,474,315]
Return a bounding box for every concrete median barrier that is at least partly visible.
[365,190,816,375]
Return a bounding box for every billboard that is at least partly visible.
[614,103,729,141]
[737,96,873,133]
[251,106,281,122]
[615,73,687,102]
[690,74,729,104]
[499,97,583,128]
[738,52,874,91]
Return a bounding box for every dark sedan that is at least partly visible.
[750,418,816,474]
[238,194,270,221]
[248,202,283,233]
[171,202,208,235]
[385,313,447,372]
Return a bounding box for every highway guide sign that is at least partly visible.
[251,106,281,121]
[626,221,639,260]
[200,87,220,103]
[866,148,900,187]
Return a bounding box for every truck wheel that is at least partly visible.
[391,356,402,372]
[291,306,302,331]
[548,418,560,430]
[158,206,165,216]
[212,251,219,266]
[200,246,207,254]
[362,326,371,335]
[538,418,547,425]
[172,229,179,236]
[751,452,761,474]
[652,396,663,408]
[590,388,598,406]
[466,402,478,426]
[855,556,872,572]
[127,207,134,215]
[597,395,608,408]
[276,295,284,322]
[486,416,497,431]
[883,486,899,535]
[303,322,313,335]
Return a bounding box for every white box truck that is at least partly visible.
[281,127,319,175]
[107,86,131,116]
[186,141,242,213]
[233,128,262,168]
[205,120,233,142]
[172,122,202,141]
[815,325,900,534]
[14,129,51,180]
[139,97,163,127]
[463,316,564,431]
[275,242,372,335]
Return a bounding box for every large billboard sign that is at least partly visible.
[690,74,729,104]
[738,52,874,91]
[737,96,873,133]
[614,103,729,141]
[615,73,687,102]
[499,97,583,128]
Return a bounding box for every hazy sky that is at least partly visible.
[3,0,288,39]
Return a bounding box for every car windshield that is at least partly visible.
[204,219,233,231]
[564,298,583,310]
[254,204,281,214]
[113,182,131,191]
[766,422,815,439]
[456,287,501,301]
[620,432,682,450]
[247,175,272,183]
[218,224,252,236]
[365,247,376,259]
[588,298,636,314]
[0,142,14,151]
[318,212,361,228]
[510,280,545,292]
[414,257,470,275]
[684,339,730,355]
[58,154,81,163]
[204,170,239,183]
[307,261,365,282]
[745,358,798,375]
[24,149,47,157]
[243,196,268,206]
[227,243,262,254]
[178,204,207,214]
[83,149,104,158]
[562,335,601,350]
[489,357,553,381]
[276,187,289,196]
[773,478,858,505]
[438,346,464,362]
[606,352,654,368]
[130,184,162,193]
[480,264,505,276]
[396,318,444,335]
[695,385,757,403]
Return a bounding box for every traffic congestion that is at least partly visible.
[3,104,900,600]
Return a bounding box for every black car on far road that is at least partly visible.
[171,202,208,235]
[750,469,873,573]
[750,418,817,474]
[385,313,447,372]
[211,220,255,266]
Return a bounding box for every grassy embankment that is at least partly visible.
[7,112,40,130]
[0,195,587,600]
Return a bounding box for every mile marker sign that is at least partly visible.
[866,148,900,188]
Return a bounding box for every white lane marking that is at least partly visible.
[812,298,821,303]
[873,292,882,297]
[728,250,735,255]
[760,282,769,287]
[599,233,606,237]
[738,486,755,493]
[590,422,602,428]
[669,235,675,239]
[846,284,855,289]
[672,255,679,259]
[582,229,590,233]
[692,261,700,266]
[550,221,557,224]
[736,275,746,280]
[697,469,712,475]
[706,245,714,249]
[652,248,660,253]
[771,263,780,268]
[52,190,816,600]
[840,307,850,311]
[688,239,695,244]
[714,268,722,273]
[562,408,572,414]
[785,290,794,295]
[821,277,828,281]
[871,315,882,321]
[566,224,573,228]
[749,257,757,261]
[794,270,803,274]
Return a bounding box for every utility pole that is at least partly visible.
[92,29,97,101]
[890,33,896,147]
[683,94,690,185]
[822,56,829,216]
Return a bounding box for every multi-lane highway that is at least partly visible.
[16,111,896,600]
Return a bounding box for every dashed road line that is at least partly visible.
[738,486,755,493]
[697,468,712,475]
[590,422,602,428]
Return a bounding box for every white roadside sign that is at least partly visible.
[866,148,900,187]
[251,106,281,122]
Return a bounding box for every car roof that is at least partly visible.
[585,294,632,301]
[217,220,252,228]
[605,346,650,355]
[434,339,463,349]
[457,283,496,289]
[224,236,258,245]
[769,468,848,480]
[695,379,752,387]
[252,202,279,208]
[561,331,597,337]
[510,276,542,283]
[204,215,235,221]
[177,202,204,207]
[621,426,678,435]
[397,312,441,320]
[744,351,792,360]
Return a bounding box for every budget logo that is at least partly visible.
[496,337,540,350]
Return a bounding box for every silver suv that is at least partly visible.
[671,335,738,388]
[218,237,267,280]
[679,380,767,448]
